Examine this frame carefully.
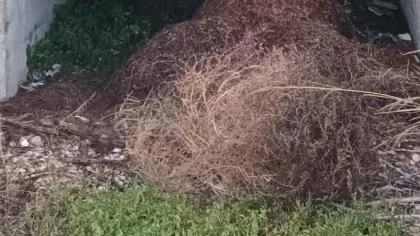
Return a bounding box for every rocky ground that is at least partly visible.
[0,121,134,235]
[2,125,420,235]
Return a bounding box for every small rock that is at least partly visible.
[19,137,30,147]
[38,165,47,171]
[86,166,95,173]
[110,153,119,160]
[112,148,122,153]
[12,157,19,163]
[88,149,96,156]
[98,186,106,191]
[40,117,54,126]
[9,141,16,147]
[412,153,420,163]
[68,168,80,175]
[10,176,19,181]
[113,176,124,187]
[119,175,127,181]
[29,136,44,147]
[17,168,27,174]
[116,155,126,161]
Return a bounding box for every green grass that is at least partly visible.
[28,185,405,236]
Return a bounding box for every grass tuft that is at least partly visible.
[28,185,405,236]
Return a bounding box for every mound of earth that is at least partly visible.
[101,0,420,199]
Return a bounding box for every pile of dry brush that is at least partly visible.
[109,0,420,199]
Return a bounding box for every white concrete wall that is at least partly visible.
[0,0,7,99]
[401,0,420,49]
[0,0,66,99]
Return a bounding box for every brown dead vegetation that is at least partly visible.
[99,0,351,108]
[115,40,420,199]
[109,0,420,199]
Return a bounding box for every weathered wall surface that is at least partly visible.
[401,0,420,49]
[0,0,66,99]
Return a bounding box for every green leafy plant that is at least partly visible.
[27,0,151,82]
[28,185,406,236]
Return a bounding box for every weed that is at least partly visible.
[28,185,405,236]
[27,0,151,82]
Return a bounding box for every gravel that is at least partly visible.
[0,133,131,235]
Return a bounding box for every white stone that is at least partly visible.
[116,155,126,161]
[86,166,95,173]
[119,175,127,181]
[17,168,26,174]
[398,33,412,41]
[19,137,30,147]
[38,165,47,171]
[88,149,96,156]
[9,141,16,147]
[98,186,106,191]
[412,153,420,163]
[29,136,44,147]
[112,148,122,153]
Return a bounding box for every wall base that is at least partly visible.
[0,0,66,100]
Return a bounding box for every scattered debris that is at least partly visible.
[398,33,412,41]
[372,0,399,11]
[368,6,385,17]
[45,64,61,77]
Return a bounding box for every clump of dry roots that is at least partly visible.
[116,41,419,200]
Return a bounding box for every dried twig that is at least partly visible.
[61,91,96,123]
[61,157,128,166]
[369,196,420,206]
[2,118,59,136]
[0,117,12,235]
